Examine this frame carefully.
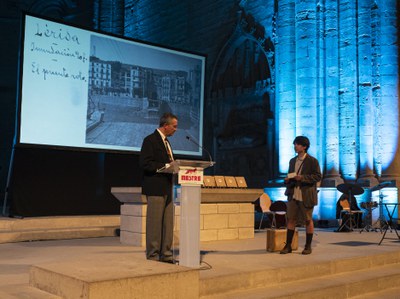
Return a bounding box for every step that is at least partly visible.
[200,263,400,299]
[0,216,120,243]
[199,251,400,297]
[352,286,400,299]
[0,284,62,299]
[0,215,120,231]
[0,226,118,243]
[30,253,199,299]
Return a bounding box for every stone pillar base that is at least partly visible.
[321,176,344,187]
[357,176,379,188]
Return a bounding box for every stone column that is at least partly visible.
[376,0,400,192]
[357,0,378,187]
[276,0,296,174]
[93,0,125,35]
[316,2,325,173]
[322,0,343,187]
[294,0,318,157]
[338,0,359,181]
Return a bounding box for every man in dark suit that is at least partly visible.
[281,136,321,255]
[139,112,178,263]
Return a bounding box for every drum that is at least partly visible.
[360,201,378,209]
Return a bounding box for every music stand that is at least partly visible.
[336,183,364,232]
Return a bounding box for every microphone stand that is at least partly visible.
[185,136,214,166]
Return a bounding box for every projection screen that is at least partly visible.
[17,13,206,156]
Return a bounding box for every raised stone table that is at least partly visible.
[111,187,262,246]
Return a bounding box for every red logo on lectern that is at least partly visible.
[185,168,197,174]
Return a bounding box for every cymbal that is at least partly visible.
[370,181,392,192]
[337,183,364,195]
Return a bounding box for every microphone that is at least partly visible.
[186,136,214,166]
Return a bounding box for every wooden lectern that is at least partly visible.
[159,159,214,268]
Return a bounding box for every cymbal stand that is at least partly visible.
[348,188,355,231]
[372,190,390,233]
[360,189,375,233]
[359,203,375,233]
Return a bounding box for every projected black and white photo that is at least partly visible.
[18,14,205,156]
[85,35,204,153]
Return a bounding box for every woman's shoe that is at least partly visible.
[280,244,292,254]
[302,245,312,255]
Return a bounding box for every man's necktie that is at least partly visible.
[165,139,173,162]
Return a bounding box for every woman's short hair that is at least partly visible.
[293,136,310,152]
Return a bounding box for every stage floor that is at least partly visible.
[1,227,399,298]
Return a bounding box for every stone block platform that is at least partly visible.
[0,215,120,244]
[113,187,262,246]
[30,253,198,299]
